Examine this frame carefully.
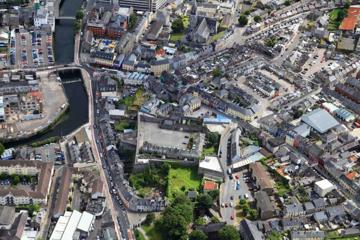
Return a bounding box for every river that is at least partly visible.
[5,0,88,148]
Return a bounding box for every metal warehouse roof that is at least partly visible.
[301,108,339,134]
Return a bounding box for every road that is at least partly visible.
[218,124,236,224]
[81,68,123,240]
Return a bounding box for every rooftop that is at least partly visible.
[199,156,222,173]
[339,16,357,31]
[203,180,218,191]
[315,179,335,190]
[301,108,339,134]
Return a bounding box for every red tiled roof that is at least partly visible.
[346,171,356,180]
[348,7,360,17]
[339,16,358,31]
[203,180,218,191]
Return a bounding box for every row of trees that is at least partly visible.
[74,10,84,33]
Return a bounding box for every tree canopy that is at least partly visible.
[129,13,137,30]
[219,225,240,240]
[254,15,262,23]
[158,194,194,239]
[196,194,213,210]
[190,230,208,240]
[238,15,248,27]
[172,17,185,33]
[75,10,84,20]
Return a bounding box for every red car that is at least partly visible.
[235,175,239,179]
[225,203,228,208]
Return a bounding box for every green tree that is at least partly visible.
[284,0,291,6]
[344,1,351,9]
[12,175,20,185]
[0,173,8,181]
[208,189,219,201]
[243,10,251,16]
[211,216,220,223]
[238,15,248,27]
[0,143,4,155]
[248,209,258,220]
[75,10,84,20]
[159,207,189,239]
[171,17,185,33]
[129,13,137,30]
[206,132,220,149]
[74,21,81,33]
[194,217,206,226]
[212,68,222,78]
[218,225,240,240]
[158,195,194,239]
[190,230,208,240]
[254,15,262,23]
[144,213,155,225]
[196,194,213,210]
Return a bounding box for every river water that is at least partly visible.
[5,0,88,147]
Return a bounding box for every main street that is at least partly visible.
[81,68,124,239]
[218,124,236,224]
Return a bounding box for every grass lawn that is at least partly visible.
[167,166,202,202]
[203,146,216,156]
[275,181,291,197]
[119,88,147,112]
[170,33,184,42]
[142,224,163,240]
[211,31,225,42]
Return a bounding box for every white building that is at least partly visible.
[198,156,224,181]
[34,7,48,28]
[50,211,95,240]
[0,96,4,121]
[314,179,336,197]
[109,109,125,120]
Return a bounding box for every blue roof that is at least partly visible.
[203,114,231,124]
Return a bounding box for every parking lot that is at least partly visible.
[11,30,54,68]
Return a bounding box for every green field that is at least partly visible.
[167,166,202,202]
[170,33,184,42]
[119,88,147,112]
[142,225,163,240]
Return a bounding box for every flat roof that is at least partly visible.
[232,152,264,169]
[49,212,72,240]
[301,108,339,134]
[61,210,82,240]
[315,179,334,190]
[199,156,222,173]
[77,211,95,233]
